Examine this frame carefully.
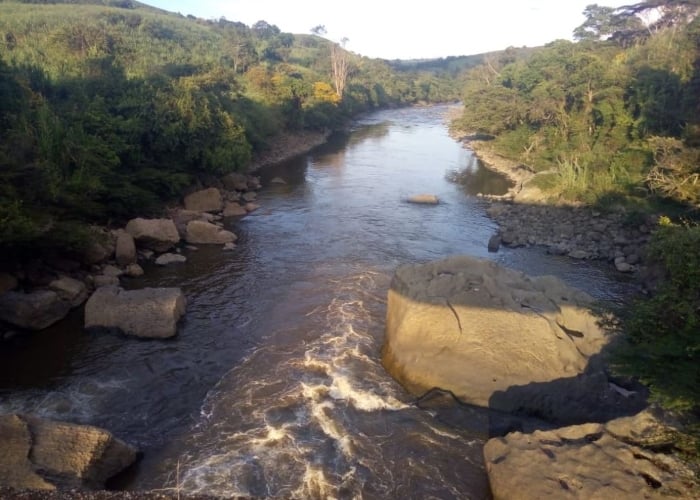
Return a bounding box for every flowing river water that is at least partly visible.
[0,106,635,498]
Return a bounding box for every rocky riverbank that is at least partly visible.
[382,255,699,499]
[0,131,331,496]
[451,134,656,275]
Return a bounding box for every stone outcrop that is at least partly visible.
[125,218,180,253]
[0,290,72,330]
[407,194,439,205]
[486,202,652,272]
[84,286,186,338]
[221,172,250,192]
[484,410,698,499]
[0,414,138,491]
[185,220,237,245]
[183,187,223,213]
[382,256,645,424]
[49,277,88,307]
[114,230,137,266]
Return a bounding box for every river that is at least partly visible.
[0,105,633,499]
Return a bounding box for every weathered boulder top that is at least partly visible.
[483,410,699,499]
[84,286,187,339]
[0,413,138,491]
[382,255,617,421]
[124,217,180,253]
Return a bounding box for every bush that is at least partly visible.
[614,219,700,412]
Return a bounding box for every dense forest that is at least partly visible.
[456,0,699,446]
[0,0,463,256]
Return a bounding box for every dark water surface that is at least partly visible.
[0,106,633,498]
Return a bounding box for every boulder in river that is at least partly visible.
[185,220,237,245]
[125,217,180,253]
[382,256,645,424]
[155,253,187,266]
[0,290,71,330]
[407,194,439,205]
[183,187,223,213]
[484,410,698,499]
[84,286,187,338]
[49,276,88,307]
[0,413,138,491]
[223,201,247,217]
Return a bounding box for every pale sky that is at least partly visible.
[143,1,632,59]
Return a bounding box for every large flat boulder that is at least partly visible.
[184,187,223,213]
[125,218,180,253]
[185,220,237,245]
[484,410,698,499]
[0,414,138,491]
[382,256,643,423]
[0,290,71,330]
[84,286,186,338]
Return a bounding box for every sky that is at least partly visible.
[143,0,632,60]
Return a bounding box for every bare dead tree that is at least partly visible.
[331,37,349,98]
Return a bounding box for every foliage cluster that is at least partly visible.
[614,220,699,414]
[455,0,700,207]
[0,0,462,255]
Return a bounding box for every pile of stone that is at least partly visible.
[485,202,654,273]
[0,175,262,338]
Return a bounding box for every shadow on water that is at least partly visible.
[0,105,641,499]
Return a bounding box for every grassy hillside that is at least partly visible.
[0,0,463,256]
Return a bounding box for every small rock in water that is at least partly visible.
[271,177,287,184]
[155,253,187,266]
[223,242,236,251]
[488,234,502,253]
[407,194,439,205]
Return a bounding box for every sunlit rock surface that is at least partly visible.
[382,255,644,424]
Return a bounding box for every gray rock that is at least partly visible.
[484,411,698,499]
[270,177,287,184]
[221,172,249,191]
[185,220,237,245]
[93,275,120,288]
[49,277,88,307]
[568,249,589,259]
[407,194,439,205]
[0,414,138,491]
[124,263,144,277]
[183,187,223,213]
[0,290,71,330]
[223,202,247,217]
[114,230,136,266]
[125,218,180,253]
[84,286,186,338]
[244,202,260,213]
[241,191,258,202]
[155,253,187,266]
[223,242,236,251]
[101,264,123,278]
[487,234,501,253]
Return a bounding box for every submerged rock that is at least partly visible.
[0,414,138,491]
[84,286,186,338]
[155,253,187,266]
[407,194,439,205]
[382,255,644,424]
